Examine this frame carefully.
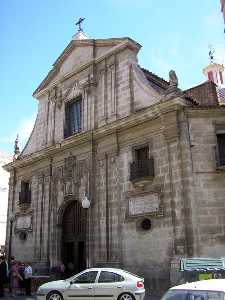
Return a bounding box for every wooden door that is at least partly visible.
[62,201,86,276]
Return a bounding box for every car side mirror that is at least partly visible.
[70,281,73,285]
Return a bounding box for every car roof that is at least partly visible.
[84,267,127,272]
[80,268,142,278]
[170,279,225,292]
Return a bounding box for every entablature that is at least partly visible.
[4,96,188,172]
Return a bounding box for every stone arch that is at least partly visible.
[57,196,77,227]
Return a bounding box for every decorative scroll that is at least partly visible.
[64,155,76,179]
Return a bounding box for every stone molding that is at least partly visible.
[34,38,141,99]
[185,107,225,118]
[4,97,188,171]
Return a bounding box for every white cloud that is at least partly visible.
[0,115,36,244]
[16,115,36,145]
[0,153,11,245]
[0,115,36,151]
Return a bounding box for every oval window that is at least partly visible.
[141,218,152,231]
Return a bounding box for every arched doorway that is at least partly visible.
[62,200,86,276]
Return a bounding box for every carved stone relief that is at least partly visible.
[63,155,76,196]
[125,189,163,219]
[48,85,63,109]
[61,74,95,105]
[62,155,90,200]
[15,213,33,233]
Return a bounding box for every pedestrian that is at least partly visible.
[58,262,65,279]
[8,256,15,294]
[0,256,8,297]
[24,262,32,296]
[66,261,74,278]
[10,260,22,297]
[0,256,7,297]
[18,262,25,295]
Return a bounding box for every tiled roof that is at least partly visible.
[218,87,225,103]
[141,67,169,90]
[142,67,222,108]
[184,81,219,107]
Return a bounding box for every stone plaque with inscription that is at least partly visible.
[128,193,160,217]
[16,215,32,230]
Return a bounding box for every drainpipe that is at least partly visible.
[47,158,53,271]
[105,153,109,261]
[8,168,16,263]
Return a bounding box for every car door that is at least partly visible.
[94,271,125,300]
[65,270,98,300]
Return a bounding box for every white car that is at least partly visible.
[161,279,225,300]
[36,268,145,300]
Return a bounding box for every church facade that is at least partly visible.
[4,28,225,294]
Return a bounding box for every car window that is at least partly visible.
[73,271,98,284]
[189,291,224,300]
[98,271,125,283]
[161,290,188,300]
[189,291,207,300]
[207,291,224,300]
[162,290,224,300]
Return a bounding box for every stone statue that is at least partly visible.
[162,69,182,99]
[13,134,20,161]
[169,70,178,87]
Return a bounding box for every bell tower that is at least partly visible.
[203,63,224,86]
[202,48,224,87]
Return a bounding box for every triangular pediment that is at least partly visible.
[33,37,141,97]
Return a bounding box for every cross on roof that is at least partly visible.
[75,17,85,32]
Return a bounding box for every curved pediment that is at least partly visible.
[132,64,162,110]
[33,37,141,98]
[63,79,84,103]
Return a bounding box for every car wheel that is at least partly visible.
[47,291,64,300]
[118,293,134,300]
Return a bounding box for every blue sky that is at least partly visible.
[0,0,224,155]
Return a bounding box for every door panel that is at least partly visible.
[66,283,94,300]
[65,271,98,300]
[94,271,125,300]
[62,201,87,276]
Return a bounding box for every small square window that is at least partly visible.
[130,145,154,182]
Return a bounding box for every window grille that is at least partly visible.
[19,181,31,205]
[64,96,82,138]
[216,133,225,166]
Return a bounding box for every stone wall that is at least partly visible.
[6,36,225,295]
[187,110,225,257]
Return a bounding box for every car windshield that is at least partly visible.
[161,290,224,300]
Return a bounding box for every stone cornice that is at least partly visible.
[34,38,141,99]
[3,97,188,172]
[185,106,225,118]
